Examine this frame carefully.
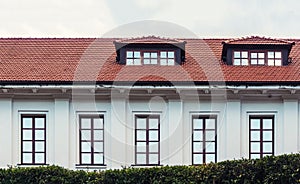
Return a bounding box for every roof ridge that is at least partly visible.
[114,35,185,43]
[224,35,294,44]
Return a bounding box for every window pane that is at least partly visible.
[94,118,103,129]
[81,142,91,152]
[258,53,265,58]
[94,142,103,152]
[168,59,175,65]
[251,59,257,65]
[23,142,32,152]
[275,60,281,66]
[23,130,32,140]
[206,154,215,163]
[263,119,273,129]
[81,118,91,129]
[149,154,159,164]
[149,130,158,141]
[241,52,248,58]
[250,119,260,129]
[82,153,91,164]
[23,118,32,128]
[136,142,146,152]
[251,142,260,152]
[251,53,257,58]
[35,142,45,152]
[168,51,175,58]
[134,59,141,65]
[136,118,146,129]
[23,153,32,163]
[35,153,45,164]
[268,52,274,58]
[126,59,133,65]
[144,59,150,64]
[94,130,103,141]
[193,154,203,164]
[268,60,274,66]
[136,130,146,141]
[193,131,202,141]
[251,131,260,141]
[275,52,281,58]
[136,154,146,164]
[258,59,265,65]
[160,59,167,65]
[234,59,240,65]
[206,142,215,152]
[241,59,248,65]
[151,59,158,64]
[263,142,273,152]
[205,131,216,141]
[94,153,104,164]
[263,131,272,141]
[144,52,150,58]
[193,119,203,129]
[206,119,215,129]
[234,51,240,58]
[134,51,140,58]
[81,130,91,141]
[251,154,260,159]
[193,142,203,152]
[35,118,45,128]
[151,53,158,58]
[160,52,167,58]
[126,51,133,58]
[149,142,159,153]
[149,118,159,129]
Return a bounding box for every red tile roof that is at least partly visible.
[0,37,299,84]
[115,36,185,44]
[223,36,294,45]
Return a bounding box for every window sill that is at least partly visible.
[17,164,49,167]
[75,164,107,170]
[131,164,163,168]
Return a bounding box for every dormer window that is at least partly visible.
[126,50,176,66]
[222,36,295,66]
[232,50,283,66]
[114,36,186,66]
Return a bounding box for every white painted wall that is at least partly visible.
[0,94,299,169]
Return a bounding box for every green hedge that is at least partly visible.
[1,154,300,183]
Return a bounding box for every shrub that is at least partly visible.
[0,153,300,183]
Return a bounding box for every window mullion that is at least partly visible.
[32,117,36,164]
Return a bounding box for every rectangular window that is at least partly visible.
[79,115,104,165]
[135,115,160,165]
[267,51,282,66]
[160,51,175,65]
[143,52,158,65]
[192,115,217,165]
[249,116,274,159]
[126,51,141,65]
[21,114,46,165]
[233,51,248,66]
[250,52,265,65]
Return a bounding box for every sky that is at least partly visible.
[0,0,299,38]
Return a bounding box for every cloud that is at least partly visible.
[0,0,116,37]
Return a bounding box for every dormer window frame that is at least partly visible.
[125,50,176,66]
[232,50,283,66]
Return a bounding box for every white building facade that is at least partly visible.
[0,36,299,169]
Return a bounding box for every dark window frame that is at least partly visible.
[249,115,275,159]
[21,114,46,165]
[79,114,105,166]
[134,115,160,166]
[232,50,282,66]
[126,50,176,66]
[192,115,217,165]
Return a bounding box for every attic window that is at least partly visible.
[126,50,175,66]
[232,50,282,66]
